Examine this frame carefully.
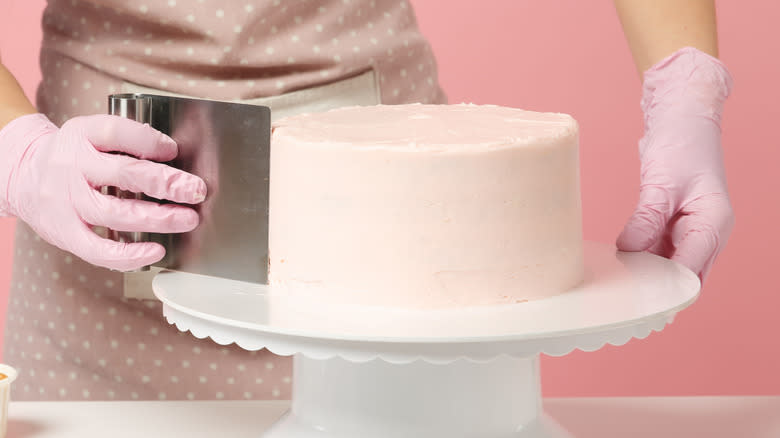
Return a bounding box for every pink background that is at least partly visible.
[0,1,777,396]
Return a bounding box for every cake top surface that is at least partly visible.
[272,103,578,151]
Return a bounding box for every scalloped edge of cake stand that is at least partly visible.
[161,296,679,364]
[155,241,698,364]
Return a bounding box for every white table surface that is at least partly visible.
[8,397,780,438]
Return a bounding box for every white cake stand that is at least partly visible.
[152,241,700,438]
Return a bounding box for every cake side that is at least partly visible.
[268,103,583,309]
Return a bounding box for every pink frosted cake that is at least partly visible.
[268,103,583,309]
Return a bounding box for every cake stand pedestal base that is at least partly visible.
[264,355,571,438]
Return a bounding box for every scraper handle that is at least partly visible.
[102,94,156,271]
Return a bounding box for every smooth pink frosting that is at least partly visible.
[269,103,583,309]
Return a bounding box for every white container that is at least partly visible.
[0,365,17,438]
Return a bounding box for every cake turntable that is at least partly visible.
[153,241,700,437]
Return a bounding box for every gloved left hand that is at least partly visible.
[0,113,206,271]
[617,47,734,280]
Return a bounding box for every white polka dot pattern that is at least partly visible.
[6,221,296,401]
[38,0,445,105]
[6,0,446,401]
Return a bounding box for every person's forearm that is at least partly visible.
[613,0,719,76]
[0,62,37,129]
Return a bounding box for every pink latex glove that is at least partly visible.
[617,47,734,280]
[0,113,207,271]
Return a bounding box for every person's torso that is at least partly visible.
[6,0,446,401]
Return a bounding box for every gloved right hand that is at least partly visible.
[616,47,733,281]
[0,113,207,271]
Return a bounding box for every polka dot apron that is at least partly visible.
[4,0,445,400]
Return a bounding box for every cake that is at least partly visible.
[268,103,583,309]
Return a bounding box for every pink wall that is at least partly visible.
[1,1,778,396]
[0,0,45,370]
